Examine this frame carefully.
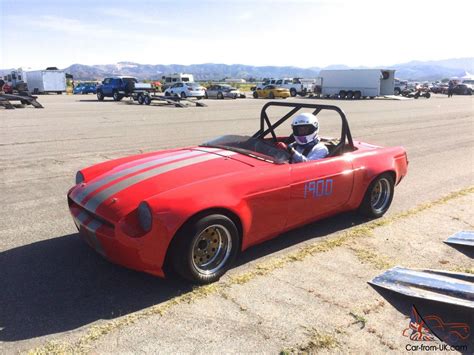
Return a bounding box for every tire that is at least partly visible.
[137,95,144,105]
[339,90,346,99]
[290,88,297,97]
[253,91,258,98]
[424,92,431,99]
[171,214,240,284]
[97,91,104,101]
[217,92,224,99]
[359,173,395,218]
[180,92,187,99]
[346,90,354,99]
[144,95,151,105]
[394,88,401,96]
[164,91,170,97]
[268,92,275,99]
[112,91,122,101]
[354,91,362,100]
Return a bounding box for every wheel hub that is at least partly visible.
[192,225,232,274]
[370,178,391,213]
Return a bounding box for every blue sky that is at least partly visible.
[1,0,472,69]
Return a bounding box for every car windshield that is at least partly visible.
[200,135,290,164]
[123,78,138,84]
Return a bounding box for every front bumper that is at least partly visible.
[68,197,166,277]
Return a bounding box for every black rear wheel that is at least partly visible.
[268,92,275,99]
[290,88,297,97]
[253,91,258,98]
[171,214,240,284]
[97,91,104,101]
[359,173,394,218]
[144,95,152,105]
[112,91,122,101]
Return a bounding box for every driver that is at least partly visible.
[277,113,328,163]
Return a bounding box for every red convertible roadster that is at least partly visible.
[68,102,408,283]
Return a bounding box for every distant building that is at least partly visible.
[224,78,246,83]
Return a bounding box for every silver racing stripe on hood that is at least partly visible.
[73,150,203,204]
[84,151,236,212]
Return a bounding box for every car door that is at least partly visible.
[287,156,354,228]
[243,164,292,247]
[169,83,177,95]
[208,85,217,98]
[172,83,182,95]
[102,78,112,95]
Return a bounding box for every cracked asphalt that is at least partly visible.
[0,94,473,353]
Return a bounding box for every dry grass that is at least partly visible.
[450,266,474,274]
[28,186,474,354]
[281,329,339,354]
[351,247,395,270]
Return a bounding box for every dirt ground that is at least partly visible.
[0,94,473,353]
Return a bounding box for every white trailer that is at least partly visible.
[25,70,67,94]
[320,69,395,99]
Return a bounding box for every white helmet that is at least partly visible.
[291,113,319,145]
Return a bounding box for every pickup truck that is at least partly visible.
[96,76,152,101]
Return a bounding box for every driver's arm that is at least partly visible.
[292,145,329,163]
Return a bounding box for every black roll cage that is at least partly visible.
[252,102,354,153]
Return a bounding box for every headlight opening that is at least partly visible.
[138,202,152,232]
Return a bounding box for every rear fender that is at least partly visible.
[348,147,408,209]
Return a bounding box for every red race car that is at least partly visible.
[68,102,408,283]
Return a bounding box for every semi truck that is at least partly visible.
[25,69,67,94]
[320,69,395,99]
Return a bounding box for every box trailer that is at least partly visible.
[320,69,395,99]
[25,70,67,94]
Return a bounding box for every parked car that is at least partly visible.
[254,78,306,96]
[452,84,472,95]
[253,85,290,99]
[205,84,241,99]
[96,76,138,101]
[74,83,97,95]
[68,102,408,284]
[164,82,206,99]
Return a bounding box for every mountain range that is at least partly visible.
[2,58,472,81]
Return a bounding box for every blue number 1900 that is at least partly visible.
[304,178,333,199]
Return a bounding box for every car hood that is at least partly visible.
[69,147,253,221]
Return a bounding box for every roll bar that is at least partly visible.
[252,102,354,151]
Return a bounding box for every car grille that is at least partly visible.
[68,196,115,230]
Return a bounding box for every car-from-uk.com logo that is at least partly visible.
[403,305,470,352]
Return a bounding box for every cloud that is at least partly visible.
[99,8,169,26]
[236,12,253,21]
